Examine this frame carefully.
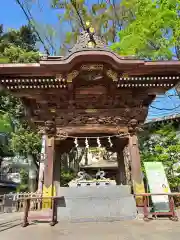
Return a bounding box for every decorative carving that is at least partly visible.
[68,170,116,187]
[68,115,125,126]
[56,128,68,140]
[80,64,103,71]
[80,72,103,81]
[123,145,132,185]
[116,127,127,136]
[67,70,79,83]
[77,171,93,181]
[44,120,56,137]
[96,170,106,180]
[68,30,107,55]
[128,119,138,135]
[106,69,118,82]
[38,126,45,135]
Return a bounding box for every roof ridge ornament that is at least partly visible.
[68,21,107,55]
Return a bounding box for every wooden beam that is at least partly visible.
[56,125,128,136]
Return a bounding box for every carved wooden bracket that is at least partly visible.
[106,69,118,82]
[38,120,56,137]
[67,70,79,83]
[56,128,68,140]
[128,119,139,135]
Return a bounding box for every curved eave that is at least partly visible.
[40,50,180,75]
[40,50,145,70]
[0,50,180,76]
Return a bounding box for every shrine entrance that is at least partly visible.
[53,136,130,188]
[51,135,139,222]
[0,22,180,221]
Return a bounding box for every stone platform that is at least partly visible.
[56,185,137,222]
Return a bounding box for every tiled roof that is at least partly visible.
[145,114,180,124]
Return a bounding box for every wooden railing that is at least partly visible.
[22,196,58,227]
[0,192,42,213]
[20,192,180,227]
[135,192,180,221]
[1,192,180,226]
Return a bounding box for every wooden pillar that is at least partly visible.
[42,120,57,209]
[117,151,126,185]
[128,119,145,205]
[53,145,61,196]
[37,135,46,193]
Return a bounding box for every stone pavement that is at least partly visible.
[0,213,180,240]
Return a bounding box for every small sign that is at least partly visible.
[144,162,170,212]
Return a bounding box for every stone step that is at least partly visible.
[57,185,137,222]
[58,185,131,198]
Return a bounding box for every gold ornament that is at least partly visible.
[86,21,90,27]
[67,70,79,83]
[87,41,95,48]
[89,27,95,33]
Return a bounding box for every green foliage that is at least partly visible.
[0,24,37,51]
[0,110,14,157]
[51,0,129,54]
[139,124,180,189]
[10,127,41,158]
[111,0,180,60]
[0,91,24,122]
[16,169,29,192]
[0,24,40,63]
[61,169,76,187]
[0,113,13,133]
[0,25,40,162]
[3,44,39,63]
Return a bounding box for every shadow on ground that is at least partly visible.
[0,219,22,232]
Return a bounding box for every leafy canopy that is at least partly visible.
[0,24,41,159]
[139,123,180,188]
[0,24,40,63]
[111,0,180,60]
[51,0,130,54]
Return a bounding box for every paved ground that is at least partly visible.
[0,213,180,240]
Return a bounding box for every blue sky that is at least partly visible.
[0,0,180,121]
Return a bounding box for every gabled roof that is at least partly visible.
[145,114,180,124]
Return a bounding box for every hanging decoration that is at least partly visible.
[85,138,89,148]
[69,133,129,148]
[97,137,101,148]
[74,138,79,148]
[108,137,113,147]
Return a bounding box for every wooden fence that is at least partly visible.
[21,192,180,227]
[0,192,42,213]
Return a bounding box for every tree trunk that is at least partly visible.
[0,156,2,169]
[28,154,37,192]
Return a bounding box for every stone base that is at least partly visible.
[68,179,116,187]
[56,185,137,222]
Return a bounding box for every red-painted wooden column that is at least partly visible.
[42,121,56,209]
[128,119,145,206]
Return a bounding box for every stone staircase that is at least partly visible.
[57,185,137,222]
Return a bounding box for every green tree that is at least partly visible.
[0,24,41,191]
[10,127,41,192]
[0,24,40,63]
[51,0,130,54]
[139,123,180,189]
[111,0,180,60]
[0,112,14,167]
